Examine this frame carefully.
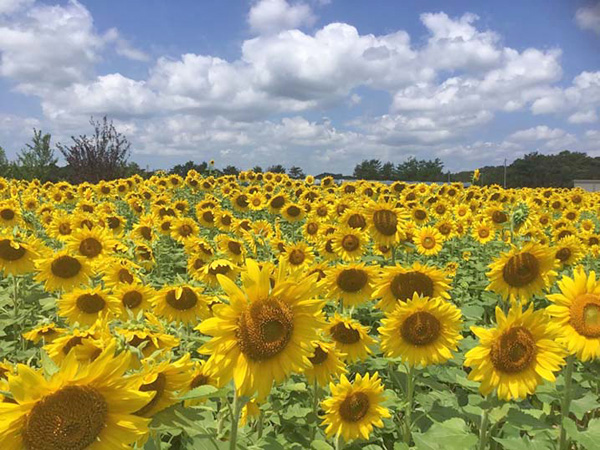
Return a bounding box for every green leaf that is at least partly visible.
[311,441,334,450]
[563,417,600,449]
[569,391,599,420]
[412,418,478,450]
[493,436,553,449]
[178,385,227,401]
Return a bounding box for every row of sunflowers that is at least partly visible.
[0,171,598,449]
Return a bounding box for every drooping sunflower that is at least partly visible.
[196,258,240,287]
[153,285,210,325]
[546,267,600,361]
[101,257,142,287]
[58,286,121,326]
[0,343,151,450]
[486,242,557,302]
[117,315,180,360]
[327,314,375,362]
[215,234,247,264]
[415,226,444,256]
[22,322,65,344]
[134,354,193,417]
[44,327,106,365]
[35,251,93,292]
[183,360,219,407]
[552,235,584,268]
[331,226,370,262]
[379,293,463,367]
[372,262,451,312]
[465,304,566,401]
[304,341,347,387]
[197,259,325,400]
[321,372,390,442]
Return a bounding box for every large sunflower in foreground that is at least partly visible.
[546,267,600,361]
[486,242,557,302]
[0,343,150,450]
[197,259,325,400]
[372,262,451,312]
[321,372,390,442]
[35,251,93,292]
[379,293,463,367]
[465,304,566,401]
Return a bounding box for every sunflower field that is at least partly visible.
[0,171,599,450]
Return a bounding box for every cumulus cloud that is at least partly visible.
[0,2,597,172]
[248,0,316,35]
[576,2,600,34]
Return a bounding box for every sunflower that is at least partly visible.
[197,259,325,400]
[281,203,306,222]
[130,215,156,242]
[44,327,107,365]
[58,286,120,326]
[304,341,347,387]
[0,234,42,276]
[415,226,444,256]
[195,258,240,287]
[104,213,126,236]
[46,212,74,241]
[134,354,193,417]
[134,243,155,271]
[0,200,21,228]
[280,241,315,272]
[216,234,247,264]
[327,314,375,362]
[546,267,600,361]
[22,322,65,344]
[117,320,179,360]
[379,293,462,367]
[171,217,199,243]
[101,258,142,287]
[372,262,451,312]
[325,263,377,307]
[303,216,322,243]
[321,372,390,442]
[465,304,566,400]
[0,343,150,450]
[67,226,116,262]
[331,226,369,262]
[364,200,406,246]
[553,235,584,268]
[111,283,157,319]
[183,360,219,407]
[154,285,210,325]
[35,251,93,292]
[486,242,557,302]
[472,220,495,244]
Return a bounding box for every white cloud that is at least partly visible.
[104,28,150,62]
[568,109,598,124]
[531,71,600,117]
[248,0,316,35]
[0,0,33,15]
[508,126,567,141]
[576,2,600,34]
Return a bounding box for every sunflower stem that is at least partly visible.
[257,410,264,439]
[559,355,575,450]
[478,405,490,450]
[311,378,319,441]
[12,275,19,318]
[403,365,415,444]
[229,388,245,450]
[335,434,344,450]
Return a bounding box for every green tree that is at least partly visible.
[288,166,305,179]
[267,164,286,174]
[353,159,382,180]
[0,146,9,177]
[17,129,58,181]
[222,165,240,175]
[252,165,263,173]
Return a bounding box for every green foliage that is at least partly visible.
[16,129,59,182]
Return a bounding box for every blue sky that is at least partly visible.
[0,0,599,174]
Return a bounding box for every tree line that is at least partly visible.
[1,117,598,187]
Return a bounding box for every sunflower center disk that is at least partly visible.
[556,247,571,263]
[390,272,434,301]
[330,322,360,344]
[118,269,134,284]
[191,374,210,389]
[166,287,198,311]
[490,326,536,373]
[123,291,143,309]
[337,269,368,293]
[287,206,301,217]
[228,241,242,255]
[136,373,166,416]
[400,311,441,346]
[288,249,305,265]
[341,235,360,252]
[414,210,427,221]
[348,214,366,229]
[309,345,329,365]
[0,239,26,261]
[570,294,600,338]
[58,223,72,235]
[79,238,102,258]
[479,229,490,238]
[492,211,508,224]
[373,210,398,236]
[140,227,152,240]
[208,264,230,276]
[23,385,107,450]
[76,293,106,314]
[237,299,294,361]
[339,392,370,423]
[422,237,436,249]
[51,256,82,279]
[502,252,540,287]
[179,225,193,237]
[0,209,15,221]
